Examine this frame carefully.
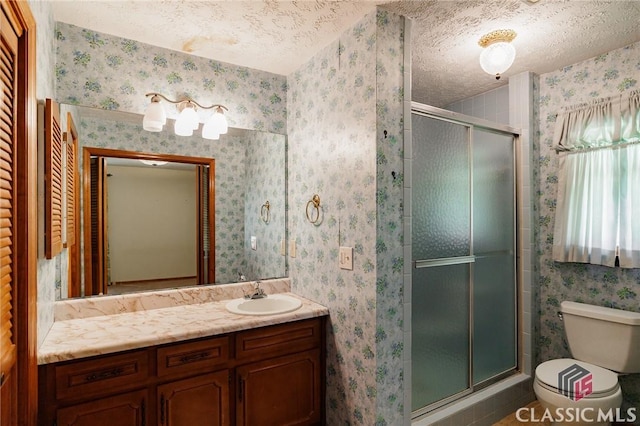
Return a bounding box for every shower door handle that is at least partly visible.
[413,255,475,269]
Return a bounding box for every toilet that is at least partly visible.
[533,301,640,426]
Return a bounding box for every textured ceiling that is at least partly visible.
[52,0,640,107]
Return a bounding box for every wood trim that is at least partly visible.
[0,6,19,426]
[208,160,215,284]
[0,0,38,424]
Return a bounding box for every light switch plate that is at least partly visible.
[339,246,353,270]
[251,236,257,250]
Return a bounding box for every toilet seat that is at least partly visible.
[535,358,619,399]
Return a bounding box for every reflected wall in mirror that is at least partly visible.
[60,104,287,299]
[82,148,214,297]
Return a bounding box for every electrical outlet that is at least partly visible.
[289,239,296,258]
[339,246,353,270]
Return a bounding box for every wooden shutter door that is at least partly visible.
[0,6,18,425]
[66,113,80,297]
[45,98,63,259]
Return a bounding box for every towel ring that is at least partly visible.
[261,201,270,223]
[306,194,321,224]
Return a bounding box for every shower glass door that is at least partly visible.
[411,108,517,416]
[411,116,471,411]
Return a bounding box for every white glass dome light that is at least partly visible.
[174,101,199,137]
[142,95,166,132]
[142,93,230,140]
[202,106,228,140]
[478,29,517,80]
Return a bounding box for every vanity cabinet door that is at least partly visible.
[157,370,230,426]
[236,349,321,426]
[56,389,147,426]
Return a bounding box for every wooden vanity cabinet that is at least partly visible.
[235,319,323,426]
[157,370,230,426]
[55,389,148,426]
[38,317,325,426]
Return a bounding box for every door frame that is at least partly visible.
[0,0,38,424]
[409,102,522,418]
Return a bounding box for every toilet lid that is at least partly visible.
[536,359,619,398]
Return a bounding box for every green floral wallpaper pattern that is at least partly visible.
[535,41,640,411]
[288,10,405,425]
[55,22,287,134]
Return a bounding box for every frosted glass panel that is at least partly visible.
[473,254,516,383]
[472,129,515,253]
[412,115,470,260]
[472,128,516,383]
[412,265,470,410]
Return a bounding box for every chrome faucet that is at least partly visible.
[244,281,267,299]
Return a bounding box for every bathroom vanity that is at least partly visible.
[37,283,328,426]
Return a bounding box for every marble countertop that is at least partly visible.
[38,291,328,365]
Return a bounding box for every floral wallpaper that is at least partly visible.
[50,23,287,293]
[29,0,58,347]
[55,22,287,134]
[244,131,287,281]
[288,10,405,425]
[373,11,405,426]
[535,41,640,411]
[70,111,286,290]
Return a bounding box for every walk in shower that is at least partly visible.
[411,102,520,418]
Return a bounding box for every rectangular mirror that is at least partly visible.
[60,103,287,299]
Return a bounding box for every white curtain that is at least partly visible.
[552,90,640,268]
[618,143,640,267]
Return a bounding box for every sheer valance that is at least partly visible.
[553,90,640,151]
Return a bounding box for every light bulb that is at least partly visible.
[479,41,516,79]
[142,98,166,132]
[202,119,220,140]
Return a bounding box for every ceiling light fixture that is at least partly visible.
[142,92,228,140]
[478,29,517,80]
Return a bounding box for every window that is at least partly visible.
[552,90,640,268]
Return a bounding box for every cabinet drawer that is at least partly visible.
[235,318,321,363]
[55,350,149,401]
[157,336,229,377]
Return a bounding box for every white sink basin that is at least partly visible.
[225,294,302,316]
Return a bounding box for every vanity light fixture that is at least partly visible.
[478,29,517,80]
[142,92,229,140]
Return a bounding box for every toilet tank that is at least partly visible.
[561,301,640,373]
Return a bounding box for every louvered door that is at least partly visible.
[45,98,63,259]
[85,156,107,296]
[0,6,18,424]
[66,113,80,296]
